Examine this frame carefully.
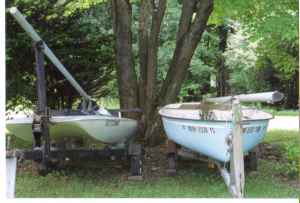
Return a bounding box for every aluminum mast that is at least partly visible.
[9,7,92,102]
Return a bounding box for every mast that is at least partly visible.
[9,7,92,104]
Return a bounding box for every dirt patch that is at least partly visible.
[142,144,168,180]
[17,144,211,182]
[259,143,283,161]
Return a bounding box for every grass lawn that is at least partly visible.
[13,130,299,198]
[264,130,299,145]
[15,160,298,198]
[261,108,298,117]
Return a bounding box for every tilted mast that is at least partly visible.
[9,7,92,108]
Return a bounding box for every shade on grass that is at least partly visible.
[14,130,299,198]
[16,160,298,197]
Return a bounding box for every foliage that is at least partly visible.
[210,0,298,107]
[283,143,299,178]
[264,130,299,179]
[6,0,116,110]
[223,0,299,80]
[6,0,299,110]
[223,22,270,94]
[157,1,219,100]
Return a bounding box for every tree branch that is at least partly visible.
[189,0,214,42]
[158,0,214,106]
[138,0,152,110]
[176,0,197,43]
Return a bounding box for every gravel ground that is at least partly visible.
[268,116,299,131]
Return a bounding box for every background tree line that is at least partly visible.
[6,0,298,144]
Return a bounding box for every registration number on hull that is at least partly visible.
[181,124,266,136]
[105,119,120,126]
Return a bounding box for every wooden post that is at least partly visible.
[230,98,245,197]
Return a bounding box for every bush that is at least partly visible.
[284,143,299,178]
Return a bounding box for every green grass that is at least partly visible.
[261,108,298,117]
[13,130,299,198]
[264,130,299,146]
[15,159,298,198]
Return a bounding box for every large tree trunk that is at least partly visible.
[138,0,167,132]
[112,0,139,119]
[112,0,214,146]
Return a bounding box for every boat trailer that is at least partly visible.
[6,7,143,198]
[165,91,284,198]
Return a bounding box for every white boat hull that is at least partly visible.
[161,117,269,162]
[159,103,272,162]
[6,115,138,144]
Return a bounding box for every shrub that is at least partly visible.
[284,143,299,178]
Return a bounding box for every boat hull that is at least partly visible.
[161,115,269,162]
[6,115,138,144]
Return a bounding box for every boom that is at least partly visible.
[205,91,284,104]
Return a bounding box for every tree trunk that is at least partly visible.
[144,0,166,125]
[112,0,139,119]
[284,70,298,108]
[216,24,230,96]
[112,0,214,146]
[135,0,167,135]
[138,0,152,113]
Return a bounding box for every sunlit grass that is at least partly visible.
[15,159,298,198]
[261,108,298,117]
[264,130,298,146]
[13,130,299,198]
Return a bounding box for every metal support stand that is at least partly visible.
[32,41,51,175]
[166,139,177,176]
[6,136,17,198]
[128,142,143,180]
